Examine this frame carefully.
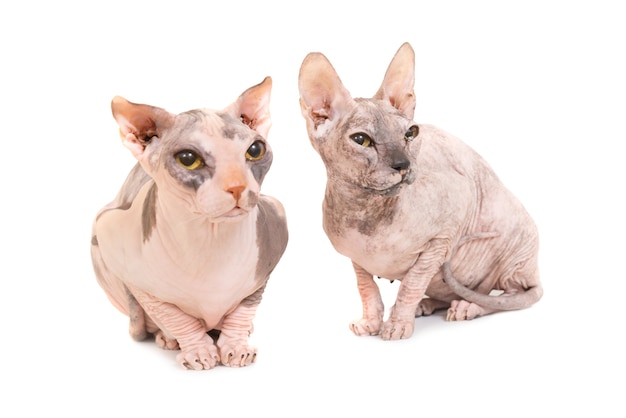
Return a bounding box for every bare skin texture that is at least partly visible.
[298,43,542,340]
[91,77,288,369]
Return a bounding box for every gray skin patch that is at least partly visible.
[161,111,218,191]
[95,163,153,222]
[324,187,399,236]
[250,148,272,185]
[246,189,259,207]
[162,111,273,191]
[240,282,267,308]
[116,163,153,210]
[126,285,148,341]
[319,100,418,236]
[219,113,246,140]
[165,146,216,191]
[142,183,158,242]
[254,197,289,286]
[218,112,274,185]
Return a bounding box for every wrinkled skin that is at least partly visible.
[91,77,288,368]
[298,43,542,340]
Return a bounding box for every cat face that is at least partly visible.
[298,43,420,196]
[316,98,419,194]
[152,110,273,222]
[112,77,274,223]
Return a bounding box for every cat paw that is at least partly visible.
[446,300,483,321]
[380,318,414,340]
[176,343,220,370]
[219,343,257,367]
[415,298,446,317]
[349,318,382,336]
[154,330,179,350]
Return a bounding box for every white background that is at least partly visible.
[1,1,624,416]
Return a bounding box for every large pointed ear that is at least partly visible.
[111,97,175,160]
[224,76,272,139]
[373,42,416,120]
[298,52,353,134]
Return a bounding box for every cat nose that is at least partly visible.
[390,148,410,172]
[392,158,410,172]
[227,185,245,201]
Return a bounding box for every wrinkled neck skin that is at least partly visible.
[149,185,255,274]
[322,174,403,239]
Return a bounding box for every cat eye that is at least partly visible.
[175,150,203,170]
[245,140,266,161]
[404,125,419,141]
[350,132,372,147]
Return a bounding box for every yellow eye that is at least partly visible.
[350,132,372,147]
[246,140,266,161]
[175,150,203,170]
[404,125,419,141]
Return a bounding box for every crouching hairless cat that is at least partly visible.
[91,77,288,369]
[298,43,542,340]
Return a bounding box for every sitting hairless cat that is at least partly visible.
[91,77,288,369]
[298,43,542,340]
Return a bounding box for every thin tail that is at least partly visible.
[442,233,543,311]
[442,262,543,310]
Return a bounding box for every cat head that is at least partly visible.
[298,43,420,195]
[111,77,274,223]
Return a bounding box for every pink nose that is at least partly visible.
[227,185,245,201]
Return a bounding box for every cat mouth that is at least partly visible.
[214,207,248,222]
[225,206,247,217]
[364,170,414,195]
[365,183,404,196]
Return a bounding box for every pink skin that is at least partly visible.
[91,77,288,369]
[298,43,542,340]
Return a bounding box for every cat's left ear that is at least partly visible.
[111,97,175,160]
[226,76,272,139]
[374,42,416,120]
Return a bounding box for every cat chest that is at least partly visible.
[330,227,425,280]
[123,233,262,321]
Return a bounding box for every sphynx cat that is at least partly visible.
[298,43,542,340]
[91,77,288,369]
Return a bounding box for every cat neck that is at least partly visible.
[142,183,257,265]
[322,177,402,236]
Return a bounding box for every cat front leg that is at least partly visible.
[127,286,220,370]
[381,240,449,340]
[349,261,384,336]
[216,285,265,367]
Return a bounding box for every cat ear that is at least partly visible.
[226,76,273,139]
[111,97,175,160]
[374,42,416,120]
[298,52,353,134]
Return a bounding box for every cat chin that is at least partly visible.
[361,175,414,196]
[210,208,249,223]
[362,183,405,196]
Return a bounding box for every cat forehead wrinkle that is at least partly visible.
[175,109,225,140]
[218,112,258,141]
[341,101,409,144]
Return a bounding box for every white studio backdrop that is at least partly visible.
[1,1,624,417]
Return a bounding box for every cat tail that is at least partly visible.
[442,233,543,311]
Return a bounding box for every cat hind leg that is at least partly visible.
[415,297,450,317]
[446,299,498,321]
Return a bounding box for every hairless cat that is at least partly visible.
[298,43,542,340]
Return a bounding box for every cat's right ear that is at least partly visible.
[111,97,175,160]
[298,52,353,137]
